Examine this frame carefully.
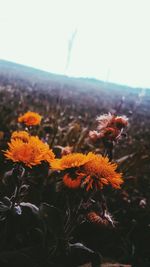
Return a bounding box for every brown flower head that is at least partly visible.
[96,113,114,131]
[102,127,120,141]
[90,113,128,142]
[89,130,100,142]
[18,111,42,126]
[97,113,128,131]
[87,211,115,227]
[112,115,128,129]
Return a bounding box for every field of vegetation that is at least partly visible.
[0,61,150,267]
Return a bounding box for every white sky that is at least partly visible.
[0,0,150,88]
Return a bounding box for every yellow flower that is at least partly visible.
[51,153,90,171]
[51,152,123,191]
[11,131,30,142]
[51,153,92,189]
[83,153,123,190]
[18,111,42,126]
[4,136,55,167]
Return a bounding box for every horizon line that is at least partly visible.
[0,58,149,91]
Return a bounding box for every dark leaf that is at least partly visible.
[39,203,63,237]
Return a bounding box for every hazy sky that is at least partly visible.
[0,0,150,88]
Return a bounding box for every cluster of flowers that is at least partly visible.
[51,152,123,191]
[89,112,128,142]
[2,111,128,229]
[3,111,124,192]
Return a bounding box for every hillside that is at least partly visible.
[0,59,147,95]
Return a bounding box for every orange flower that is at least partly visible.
[18,111,42,126]
[63,173,82,189]
[51,153,90,171]
[51,152,122,191]
[4,135,55,167]
[44,149,56,165]
[51,153,92,189]
[82,153,123,191]
[11,131,30,142]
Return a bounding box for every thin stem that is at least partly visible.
[65,197,84,237]
[10,164,25,208]
[50,125,58,147]
[103,139,114,161]
[11,183,20,209]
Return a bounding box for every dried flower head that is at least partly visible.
[89,113,128,142]
[96,113,114,131]
[89,130,100,142]
[18,111,42,126]
[87,210,115,227]
[4,135,55,167]
[97,113,128,131]
[82,153,123,191]
[102,127,120,141]
[112,115,128,129]
[11,131,30,142]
